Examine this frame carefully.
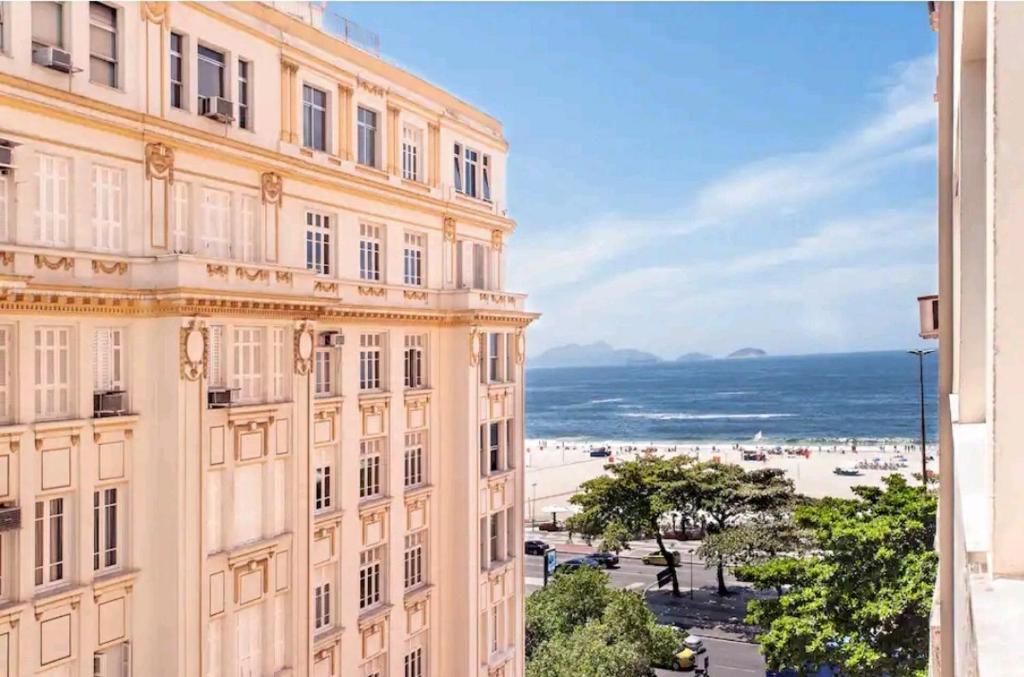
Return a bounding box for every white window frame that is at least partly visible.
[314,452,332,512]
[305,211,331,276]
[92,485,122,573]
[0,171,8,242]
[235,603,262,677]
[93,327,124,394]
[454,143,492,201]
[0,532,12,602]
[93,641,131,677]
[239,195,258,262]
[32,1,64,50]
[197,43,226,102]
[359,333,383,391]
[314,565,332,630]
[208,325,225,388]
[200,187,231,258]
[91,165,124,252]
[231,327,263,403]
[237,58,251,130]
[359,223,383,282]
[403,431,425,489]
[357,106,379,167]
[35,326,72,419]
[35,153,70,247]
[404,639,424,677]
[170,181,190,252]
[34,496,68,587]
[359,437,384,500]
[270,327,286,401]
[303,84,328,152]
[89,2,118,88]
[0,325,13,424]
[401,125,422,182]
[403,530,425,590]
[404,334,425,389]
[170,31,185,109]
[314,346,333,398]
[403,232,424,287]
[359,545,384,610]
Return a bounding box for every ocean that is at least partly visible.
[525,350,939,444]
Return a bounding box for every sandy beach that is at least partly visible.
[524,438,937,522]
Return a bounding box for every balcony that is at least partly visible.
[919,294,939,339]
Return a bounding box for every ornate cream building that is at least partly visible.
[0,2,533,676]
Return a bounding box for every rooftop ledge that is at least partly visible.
[971,575,1024,674]
[950,394,991,558]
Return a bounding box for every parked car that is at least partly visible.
[589,447,612,457]
[642,550,681,566]
[683,635,705,654]
[674,647,696,670]
[588,551,619,568]
[524,540,548,556]
[538,522,562,532]
[554,557,601,574]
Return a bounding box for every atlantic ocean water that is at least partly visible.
[525,351,938,444]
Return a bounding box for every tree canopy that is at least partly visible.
[739,475,937,677]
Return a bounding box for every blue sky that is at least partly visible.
[336,2,938,358]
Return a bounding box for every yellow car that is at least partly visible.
[675,647,696,670]
[641,550,680,566]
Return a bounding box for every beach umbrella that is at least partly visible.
[541,505,572,524]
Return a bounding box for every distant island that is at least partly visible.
[676,352,713,362]
[530,341,661,369]
[727,347,767,359]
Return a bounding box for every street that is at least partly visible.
[524,534,767,676]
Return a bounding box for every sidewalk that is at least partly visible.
[524,526,702,560]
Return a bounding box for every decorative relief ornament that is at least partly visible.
[443,216,456,242]
[356,76,386,97]
[140,1,169,26]
[92,260,128,275]
[491,229,504,251]
[294,322,315,375]
[515,328,526,365]
[260,172,283,206]
[35,255,73,271]
[180,319,208,381]
[469,327,482,366]
[144,142,175,183]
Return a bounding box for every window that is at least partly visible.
[92,165,124,252]
[206,618,222,677]
[34,497,66,586]
[93,487,120,572]
[359,223,382,281]
[305,211,331,275]
[170,32,184,109]
[36,154,70,246]
[232,463,262,545]
[505,506,515,559]
[404,644,424,677]
[197,44,225,101]
[357,107,378,167]
[35,327,71,419]
[270,327,286,401]
[359,438,383,500]
[200,187,231,257]
[489,421,501,473]
[92,642,130,677]
[314,568,332,630]
[401,125,422,181]
[403,232,424,286]
[302,85,327,151]
[404,530,425,589]
[0,172,8,242]
[232,327,263,403]
[32,1,63,49]
[404,431,424,488]
[314,459,332,511]
[0,4,5,54]
[237,59,251,129]
[93,327,124,395]
[363,655,387,677]
[0,327,11,423]
[359,333,383,391]
[89,2,118,87]
[489,512,500,563]
[207,325,225,388]
[487,333,505,382]
[454,143,492,201]
[359,546,383,609]
[239,195,257,262]
[236,604,262,677]
[314,345,332,397]
[404,334,425,389]
[170,181,190,252]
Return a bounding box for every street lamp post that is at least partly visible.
[907,349,935,489]
[531,482,538,528]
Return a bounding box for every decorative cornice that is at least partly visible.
[92,260,128,275]
[144,142,175,183]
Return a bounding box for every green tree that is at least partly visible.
[674,463,795,595]
[598,520,631,555]
[569,455,691,596]
[741,475,937,677]
[526,568,683,677]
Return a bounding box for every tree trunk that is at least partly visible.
[716,559,728,596]
[655,531,682,597]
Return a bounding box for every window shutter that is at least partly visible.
[94,328,111,392]
[209,326,223,387]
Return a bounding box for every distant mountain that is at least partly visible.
[530,341,662,369]
[727,347,767,359]
[676,352,713,362]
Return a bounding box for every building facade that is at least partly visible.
[929,1,1024,675]
[0,2,533,676]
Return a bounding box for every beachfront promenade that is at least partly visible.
[525,439,937,522]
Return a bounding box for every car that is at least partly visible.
[589,447,611,457]
[524,540,548,556]
[683,634,705,654]
[641,550,681,566]
[588,551,620,568]
[674,647,696,670]
[554,556,601,574]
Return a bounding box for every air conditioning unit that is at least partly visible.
[93,390,128,418]
[32,45,73,73]
[207,387,238,409]
[199,96,234,123]
[0,504,20,532]
[320,332,345,348]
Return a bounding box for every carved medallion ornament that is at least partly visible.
[140,1,169,26]
[443,216,456,242]
[294,322,315,375]
[515,328,526,365]
[180,319,208,381]
[260,172,283,206]
[145,142,175,183]
[469,327,481,367]
[491,230,504,251]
